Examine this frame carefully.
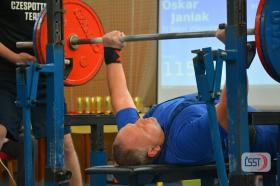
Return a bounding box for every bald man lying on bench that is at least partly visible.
[102,30,278,166]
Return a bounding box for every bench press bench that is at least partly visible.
[85,161,278,186]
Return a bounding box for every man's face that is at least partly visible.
[116,117,164,151]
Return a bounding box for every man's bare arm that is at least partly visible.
[106,63,136,113]
[103,31,136,113]
[0,42,35,64]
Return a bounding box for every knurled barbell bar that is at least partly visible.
[17,29,256,49]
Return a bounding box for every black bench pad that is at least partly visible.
[86,163,227,185]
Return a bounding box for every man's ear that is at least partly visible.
[147,145,161,158]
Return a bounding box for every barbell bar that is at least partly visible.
[16,29,255,49]
[15,0,260,86]
[71,29,256,48]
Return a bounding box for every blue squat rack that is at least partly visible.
[16,0,68,185]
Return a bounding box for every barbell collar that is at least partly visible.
[16,42,34,49]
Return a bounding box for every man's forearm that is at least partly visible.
[0,42,18,63]
[106,63,136,113]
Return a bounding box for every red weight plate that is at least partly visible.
[255,0,270,77]
[33,8,44,64]
[34,9,46,65]
[260,0,280,82]
[36,0,104,85]
[255,0,279,82]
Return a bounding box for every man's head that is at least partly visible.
[112,117,165,165]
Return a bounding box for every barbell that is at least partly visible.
[17,0,280,85]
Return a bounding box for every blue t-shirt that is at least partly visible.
[116,94,278,164]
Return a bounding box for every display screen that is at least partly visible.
[158,0,280,110]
